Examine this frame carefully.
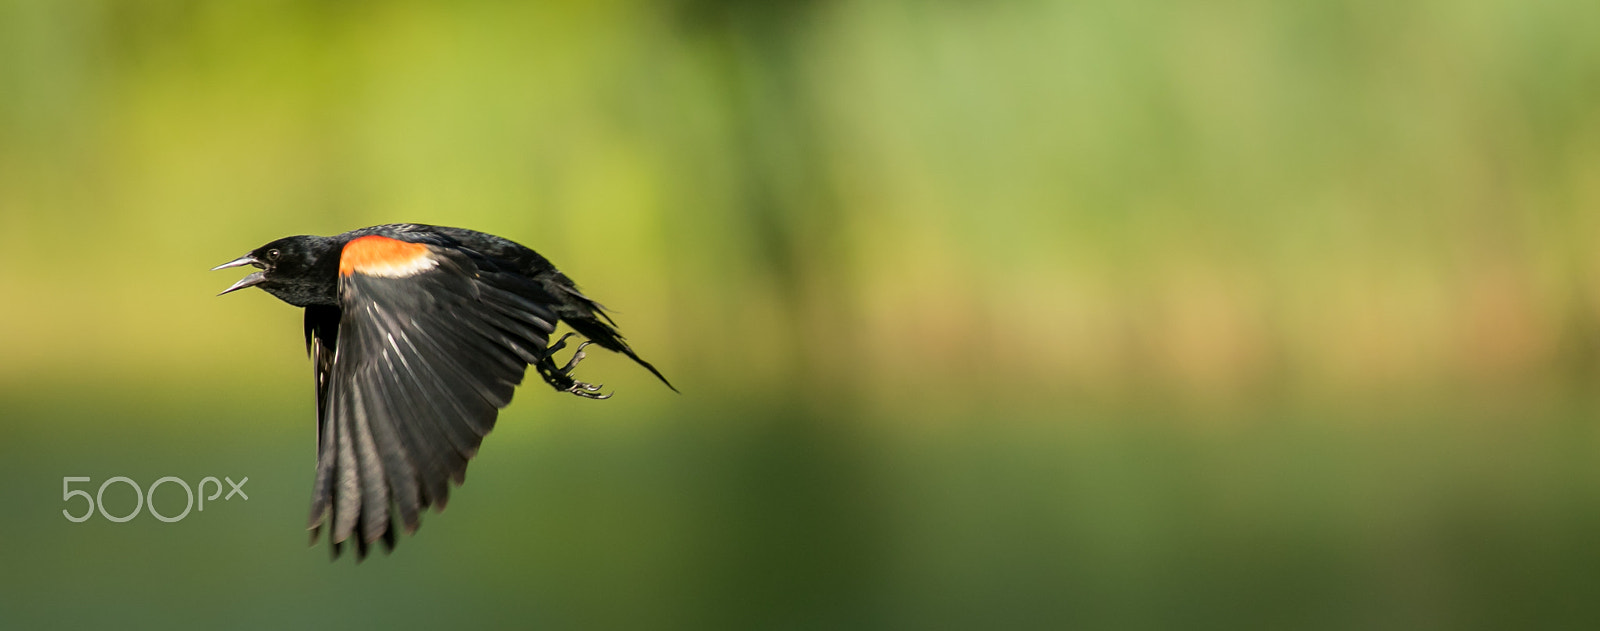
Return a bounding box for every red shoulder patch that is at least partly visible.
[340,236,438,278]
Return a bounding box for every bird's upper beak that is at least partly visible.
[213,255,267,295]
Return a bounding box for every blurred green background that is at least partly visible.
[3,0,1600,628]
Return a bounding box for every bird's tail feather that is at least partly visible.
[557,287,678,392]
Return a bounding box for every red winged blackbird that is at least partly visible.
[214,223,674,559]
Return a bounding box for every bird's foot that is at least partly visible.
[539,334,612,399]
[545,332,577,357]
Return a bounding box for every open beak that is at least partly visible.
[213,255,266,296]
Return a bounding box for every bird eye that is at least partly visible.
[267,249,281,261]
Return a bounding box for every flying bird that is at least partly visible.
[213,223,674,559]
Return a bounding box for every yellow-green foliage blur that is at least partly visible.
[2,0,1599,628]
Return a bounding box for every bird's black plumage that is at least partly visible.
[214,223,674,559]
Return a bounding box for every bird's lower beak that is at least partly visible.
[213,255,268,296]
[217,271,267,296]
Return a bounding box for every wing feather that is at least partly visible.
[332,386,361,543]
[358,365,423,533]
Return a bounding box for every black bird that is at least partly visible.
[213,223,674,559]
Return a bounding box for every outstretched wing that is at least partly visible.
[305,235,558,559]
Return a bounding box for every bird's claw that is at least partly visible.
[539,335,613,399]
[565,380,611,399]
[561,341,592,374]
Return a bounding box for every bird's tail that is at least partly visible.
[556,285,678,393]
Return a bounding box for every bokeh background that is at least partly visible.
[3,0,1600,628]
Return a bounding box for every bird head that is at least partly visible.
[213,235,341,306]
